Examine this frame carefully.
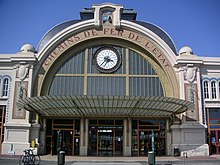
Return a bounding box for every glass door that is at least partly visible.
[132,120,166,156]
[115,129,123,156]
[210,130,220,154]
[74,137,80,155]
[52,130,73,155]
[46,119,80,156]
[88,119,123,156]
[88,129,98,156]
[207,108,220,155]
[98,130,113,156]
[139,131,151,156]
[62,130,73,155]
[139,130,165,156]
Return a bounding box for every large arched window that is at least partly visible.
[211,81,217,99]
[2,78,9,97]
[203,80,209,99]
[49,45,164,97]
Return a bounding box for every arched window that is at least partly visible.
[211,81,217,99]
[219,81,220,99]
[2,78,9,97]
[203,81,209,99]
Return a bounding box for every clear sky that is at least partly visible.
[0,0,219,56]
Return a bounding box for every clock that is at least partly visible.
[94,46,122,73]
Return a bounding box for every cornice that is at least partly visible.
[0,53,36,63]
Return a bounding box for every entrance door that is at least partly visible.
[139,131,151,156]
[46,119,80,156]
[132,120,166,156]
[115,129,123,156]
[62,130,73,155]
[52,130,73,155]
[98,130,113,156]
[139,131,164,156]
[89,127,123,156]
[210,130,220,154]
[88,119,123,156]
[208,108,220,155]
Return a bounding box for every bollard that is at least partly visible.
[183,152,188,165]
[148,151,155,165]
[58,151,65,165]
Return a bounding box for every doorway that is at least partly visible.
[132,120,166,156]
[53,130,73,155]
[210,130,220,154]
[88,120,123,156]
[98,129,113,156]
[138,130,165,156]
[207,108,220,155]
[46,119,80,156]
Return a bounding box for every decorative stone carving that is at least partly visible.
[12,81,28,119]
[18,62,30,81]
[183,64,197,83]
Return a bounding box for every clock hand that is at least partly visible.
[100,56,109,66]
[100,60,105,66]
[104,61,108,67]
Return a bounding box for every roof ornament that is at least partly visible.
[179,46,193,56]
[20,44,37,53]
[93,3,123,29]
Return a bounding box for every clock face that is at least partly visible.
[94,46,121,73]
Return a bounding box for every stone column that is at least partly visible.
[84,118,89,155]
[123,118,131,156]
[166,119,172,155]
[79,118,88,156]
[196,68,204,124]
[128,118,132,155]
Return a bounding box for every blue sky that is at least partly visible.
[0,0,219,56]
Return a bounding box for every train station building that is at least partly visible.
[0,3,219,157]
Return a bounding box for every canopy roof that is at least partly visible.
[17,95,194,118]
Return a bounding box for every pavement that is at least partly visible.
[0,154,220,165]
